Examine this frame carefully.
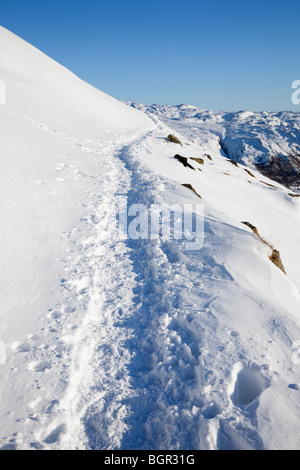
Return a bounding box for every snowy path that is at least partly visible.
[35,125,300,451]
[3,26,300,452]
[2,118,300,451]
[39,129,212,450]
[35,132,150,449]
[27,127,210,450]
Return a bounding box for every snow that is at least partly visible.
[1,26,300,450]
[130,103,300,187]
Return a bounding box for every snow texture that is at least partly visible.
[1,27,300,450]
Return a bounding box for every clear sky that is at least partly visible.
[1,0,300,111]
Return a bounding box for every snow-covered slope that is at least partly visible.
[1,27,300,450]
[129,103,300,190]
[0,25,152,341]
[0,26,154,449]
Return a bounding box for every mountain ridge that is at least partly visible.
[128,102,300,190]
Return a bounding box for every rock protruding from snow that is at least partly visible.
[130,102,300,188]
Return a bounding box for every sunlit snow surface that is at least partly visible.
[1,27,300,450]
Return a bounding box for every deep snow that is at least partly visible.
[1,27,300,450]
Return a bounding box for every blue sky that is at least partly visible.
[1,0,300,111]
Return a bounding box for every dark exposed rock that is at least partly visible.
[260,180,278,189]
[244,169,255,178]
[257,154,300,188]
[182,184,202,199]
[168,134,182,145]
[174,155,195,170]
[269,249,286,274]
[242,221,286,274]
[191,157,204,165]
[242,221,260,237]
[227,159,239,167]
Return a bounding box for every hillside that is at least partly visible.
[129,103,300,189]
[1,27,300,450]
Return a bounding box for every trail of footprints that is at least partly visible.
[7,244,270,451]
[4,119,275,450]
[3,264,92,449]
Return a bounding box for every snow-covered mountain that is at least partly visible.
[129,103,300,190]
[1,27,300,450]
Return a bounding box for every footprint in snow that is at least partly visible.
[29,398,59,415]
[11,334,42,354]
[0,443,18,450]
[202,402,222,420]
[230,363,269,407]
[30,442,44,450]
[161,242,181,264]
[44,424,66,445]
[16,342,32,353]
[28,361,52,373]
[230,331,240,338]
[288,384,300,391]
[63,305,76,314]
[49,310,62,320]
